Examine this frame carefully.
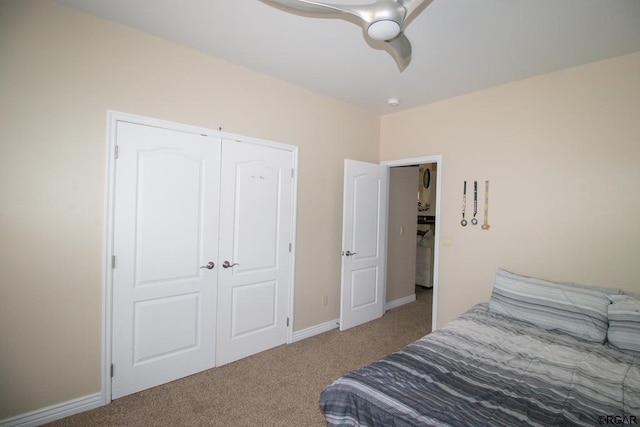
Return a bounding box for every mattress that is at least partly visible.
[319,303,640,426]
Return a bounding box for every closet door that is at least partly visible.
[111,122,221,399]
[216,141,294,366]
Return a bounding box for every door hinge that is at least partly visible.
[111,255,116,269]
[289,242,292,252]
[114,145,119,159]
[111,364,114,378]
[291,168,294,178]
[286,317,290,327]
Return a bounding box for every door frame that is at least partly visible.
[101,110,298,404]
[381,155,442,332]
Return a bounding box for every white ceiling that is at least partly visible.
[54,0,640,115]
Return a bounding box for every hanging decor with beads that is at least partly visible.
[460,181,467,226]
[471,181,478,226]
[460,180,490,230]
[481,180,490,230]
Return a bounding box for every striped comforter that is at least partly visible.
[319,304,640,426]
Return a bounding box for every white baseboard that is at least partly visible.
[292,318,339,342]
[0,392,104,427]
[292,294,416,342]
[5,296,416,426]
[385,293,416,311]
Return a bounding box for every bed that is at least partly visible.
[319,269,640,426]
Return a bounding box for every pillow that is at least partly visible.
[622,290,640,300]
[561,281,624,295]
[489,269,611,343]
[607,295,640,356]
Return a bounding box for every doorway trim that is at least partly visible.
[381,155,442,331]
[101,110,298,404]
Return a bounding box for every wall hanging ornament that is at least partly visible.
[460,181,467,226]
[481,180,491,230]
[471,181,478,225]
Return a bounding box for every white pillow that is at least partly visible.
[607,295,640,356]
[489,269,611,343]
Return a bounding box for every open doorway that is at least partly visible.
[383,156,441,331]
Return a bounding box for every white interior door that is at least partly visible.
[340,159,388,331]
[111,122,221,399]
[216,141,294,366]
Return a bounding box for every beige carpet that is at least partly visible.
[48,287,432,427]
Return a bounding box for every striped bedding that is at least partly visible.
[319,304,640,426]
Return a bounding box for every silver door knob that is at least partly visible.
[345,250,356,256]
[200,261,215,270]
[222,261,239,268]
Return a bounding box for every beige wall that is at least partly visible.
[386,167,419,302]
[381,52,640,328]
[3,0,639,421]
[0,1,379,419]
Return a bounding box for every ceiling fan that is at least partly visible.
[260,0,434,72]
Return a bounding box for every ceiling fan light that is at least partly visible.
[367,20,400,41]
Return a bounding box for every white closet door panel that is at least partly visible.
[135,149,204,284]
[216,141,293,366]
[233,161,280,272]
[111,122,221,399]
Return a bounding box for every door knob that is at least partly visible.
[345,250,356,256]
[222,261,239,268]
[199,261,215,270]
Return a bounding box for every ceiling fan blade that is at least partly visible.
[383,33,412,71]
[397,0,433,21]
[261,1,409,29]
[260,0,364,20]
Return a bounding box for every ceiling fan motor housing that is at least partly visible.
[363,2,406,41]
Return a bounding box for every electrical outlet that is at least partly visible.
[322,295,328,306]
